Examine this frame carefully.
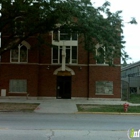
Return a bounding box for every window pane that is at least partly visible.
[11,48,18,62]
[53,46,58,63]
[9,80,27,93]
[14,21,25,36]
[72,32,77,40]
[60,29,70,40]
[66,46,70,49]
[96,47,104,64]
[72,46,77,59]
[53,60,58,63]
[60,48,62,63]
[20,45,27,62]
[72,59,77,63]
[60,33,70,40]
[53,31,58,41]
[53,46,58,61]
[66,49,70,63]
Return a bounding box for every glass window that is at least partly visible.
[11,48,18,62]
[20,45,27,62]
[66,48,70,63]
[60,31,71,40]
[9,80,27,93]
[11,44,28,63]
[14,20,25,36]
[72,46,77,63]
[96,47,105,64]
[52,46,58,63]
[53,30,78,41]
[52,46,77,64]
[96,45,114,65]
[53,30,59,41]
[60,48,62,63]
[72,32,77,40]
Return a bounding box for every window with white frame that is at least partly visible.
[95,44,113,64]
[52,46,77,64]
[53,29,78,41]
[10,44,28,63]
[9,80,27,93]
[96,46,105,64]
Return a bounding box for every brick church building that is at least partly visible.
[0,29,121,99]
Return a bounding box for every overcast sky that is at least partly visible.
[92,0,140,64]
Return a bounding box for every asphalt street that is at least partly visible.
[0,112,139,140]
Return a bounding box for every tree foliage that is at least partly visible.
[0,0,137,63]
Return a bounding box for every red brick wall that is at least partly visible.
[0,64,39,96]
[89,66,121,98]
[0,34,121,98]
[71,66,88,97]
[38,65,57,97]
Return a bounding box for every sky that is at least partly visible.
[91,0,140,64]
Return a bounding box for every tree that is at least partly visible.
[0,0,137,64]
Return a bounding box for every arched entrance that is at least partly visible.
[53,67,75,99]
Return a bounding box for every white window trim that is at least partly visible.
[10,43,29,63]
[52,31,78,41]
[52,45,78,65]
[96,45,106,64]
[95,44,114,65]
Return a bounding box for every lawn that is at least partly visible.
[0,103,39,112]
[128,94,140,104]
[77,104,140,113]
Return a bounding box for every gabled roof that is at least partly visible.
[121,61,140,71]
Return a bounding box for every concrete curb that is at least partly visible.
[77,112,140,115]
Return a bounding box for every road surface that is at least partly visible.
[0,112,139,140]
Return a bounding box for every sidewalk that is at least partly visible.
[0,98,140,114]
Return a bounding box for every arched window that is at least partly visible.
[96,44,114,65]
[14,16,25,37]
[10,41,30,63]
[96,44,105,64]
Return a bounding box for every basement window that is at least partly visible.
[96,81,113,95]
[9,80,27,93]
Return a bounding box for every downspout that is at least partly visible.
[37,44,40,98]
[87,51,90,100]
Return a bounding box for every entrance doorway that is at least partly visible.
[57,76,71,99]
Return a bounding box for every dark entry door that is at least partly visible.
[57,76,71,99]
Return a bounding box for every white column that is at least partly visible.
[61,42,66,71]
